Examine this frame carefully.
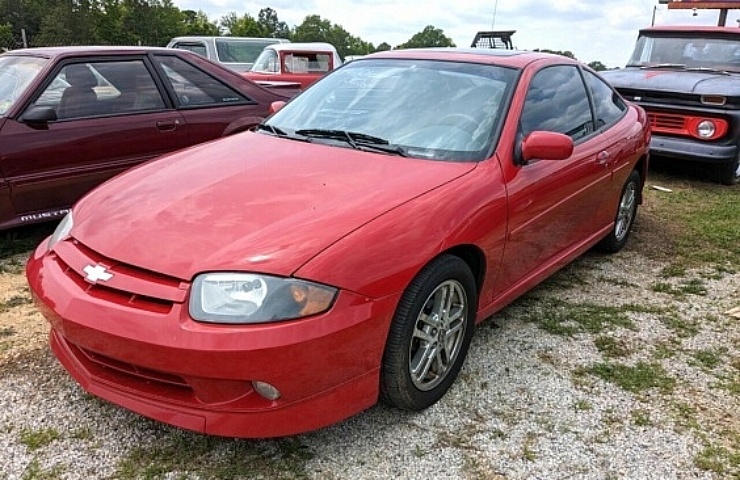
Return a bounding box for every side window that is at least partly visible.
[155,55,250,107]
[33,60,165,119]
[584,71,626,129]
[284,53,332,73]
[172,43,208,59]
[33,60,166,119]
[520,65,594,141]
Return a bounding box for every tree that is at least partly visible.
[375,42,391,52]
[396,25,455,49]
[220,12,266,37]
[257,7,289,39]
[0,22,12,49]
[181,10,218,36]
[534,48,576,59]
[35,0,98,46]
[588,60,607,71]
[292,15,374,59]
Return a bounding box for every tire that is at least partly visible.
[595,169,640,253]
[380,254,477,411]
[717,154,740,186]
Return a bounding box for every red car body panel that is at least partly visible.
[71,133,476,280]
[0,46,291,230]
[26,50,650,438]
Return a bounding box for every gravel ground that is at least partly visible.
[0,213,738,479]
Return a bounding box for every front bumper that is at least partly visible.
[650,135,738,165]
[27,240,399,438]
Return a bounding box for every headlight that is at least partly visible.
[47,212,74,251]
[696,120,716,139]
[189,273,337,324]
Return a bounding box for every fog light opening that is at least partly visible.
[252,381,281,400]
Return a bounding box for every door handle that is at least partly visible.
[156,119,178,131]
[597,151,610,166]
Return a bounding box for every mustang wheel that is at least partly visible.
[381,254,477,411]
[596,169,640,253]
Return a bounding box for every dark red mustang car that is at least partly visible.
[0,46,291,230]
[27,49,650,438]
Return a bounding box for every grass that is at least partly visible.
[0,293,32,313]
[520,298,638,336]
[594,335,632,358]
[19,428,60,451]
[577,362,676,395]
[114,432,314,479]
[690,348,726,370]
[642,177,740,269]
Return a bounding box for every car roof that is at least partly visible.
[3,45,176,59]
[266,42,338,53]
[169,36,289,43]
[640,26,740,35]
[362,48,577,69]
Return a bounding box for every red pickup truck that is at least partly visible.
[244,42,342,90]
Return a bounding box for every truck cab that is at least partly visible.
[244,43,342,89]
[601,26,740,184]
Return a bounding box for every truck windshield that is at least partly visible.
[628,35,740,72]
[0,56,48,116]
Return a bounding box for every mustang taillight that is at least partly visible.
[648,112,728,141]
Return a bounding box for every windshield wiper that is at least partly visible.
[256,123,312,143]
[640,63,686,70]
[295,129,407,156]
[685,67,731,75]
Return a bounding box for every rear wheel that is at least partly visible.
[380,255,477,411]
[595,170,640,253]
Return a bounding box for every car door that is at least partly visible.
[582,69,634,227]
[495,64,613,291]
[153,54,265,144]
[1,57,190,217]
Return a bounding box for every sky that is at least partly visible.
[171,0,740,68]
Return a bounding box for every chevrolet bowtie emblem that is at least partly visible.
[83,264,113,283]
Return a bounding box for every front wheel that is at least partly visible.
[380,255,477,411]
[717,154,740,186]
[595,169,641,253]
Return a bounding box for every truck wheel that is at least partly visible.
[718,154,740,186]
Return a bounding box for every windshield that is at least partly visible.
[265,59,517,162]
[215,38,277,65]
[251,48,279,73]
[628,35,740,72]
[0,56,48,116]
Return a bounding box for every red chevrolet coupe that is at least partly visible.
[27,49,650,438]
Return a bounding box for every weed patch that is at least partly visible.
[577,362,676,394]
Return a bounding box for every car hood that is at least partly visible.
[602,67,740,96]
[72,133,476,281]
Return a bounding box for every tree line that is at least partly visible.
[0,1,606,69]
[0,0,455,59]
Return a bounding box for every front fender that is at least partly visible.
[294,160,507,300]
[222,115,264,136]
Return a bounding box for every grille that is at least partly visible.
[52,238,188,313]
[648,112,687,133]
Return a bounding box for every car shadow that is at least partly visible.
[0,223,56,262]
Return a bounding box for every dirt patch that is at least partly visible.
[0,254,49,368]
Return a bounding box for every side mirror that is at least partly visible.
[269,101,286,115]
[521,131,574,162]
[22,106,58,127]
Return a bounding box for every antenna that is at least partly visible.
[491,0,499,29]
